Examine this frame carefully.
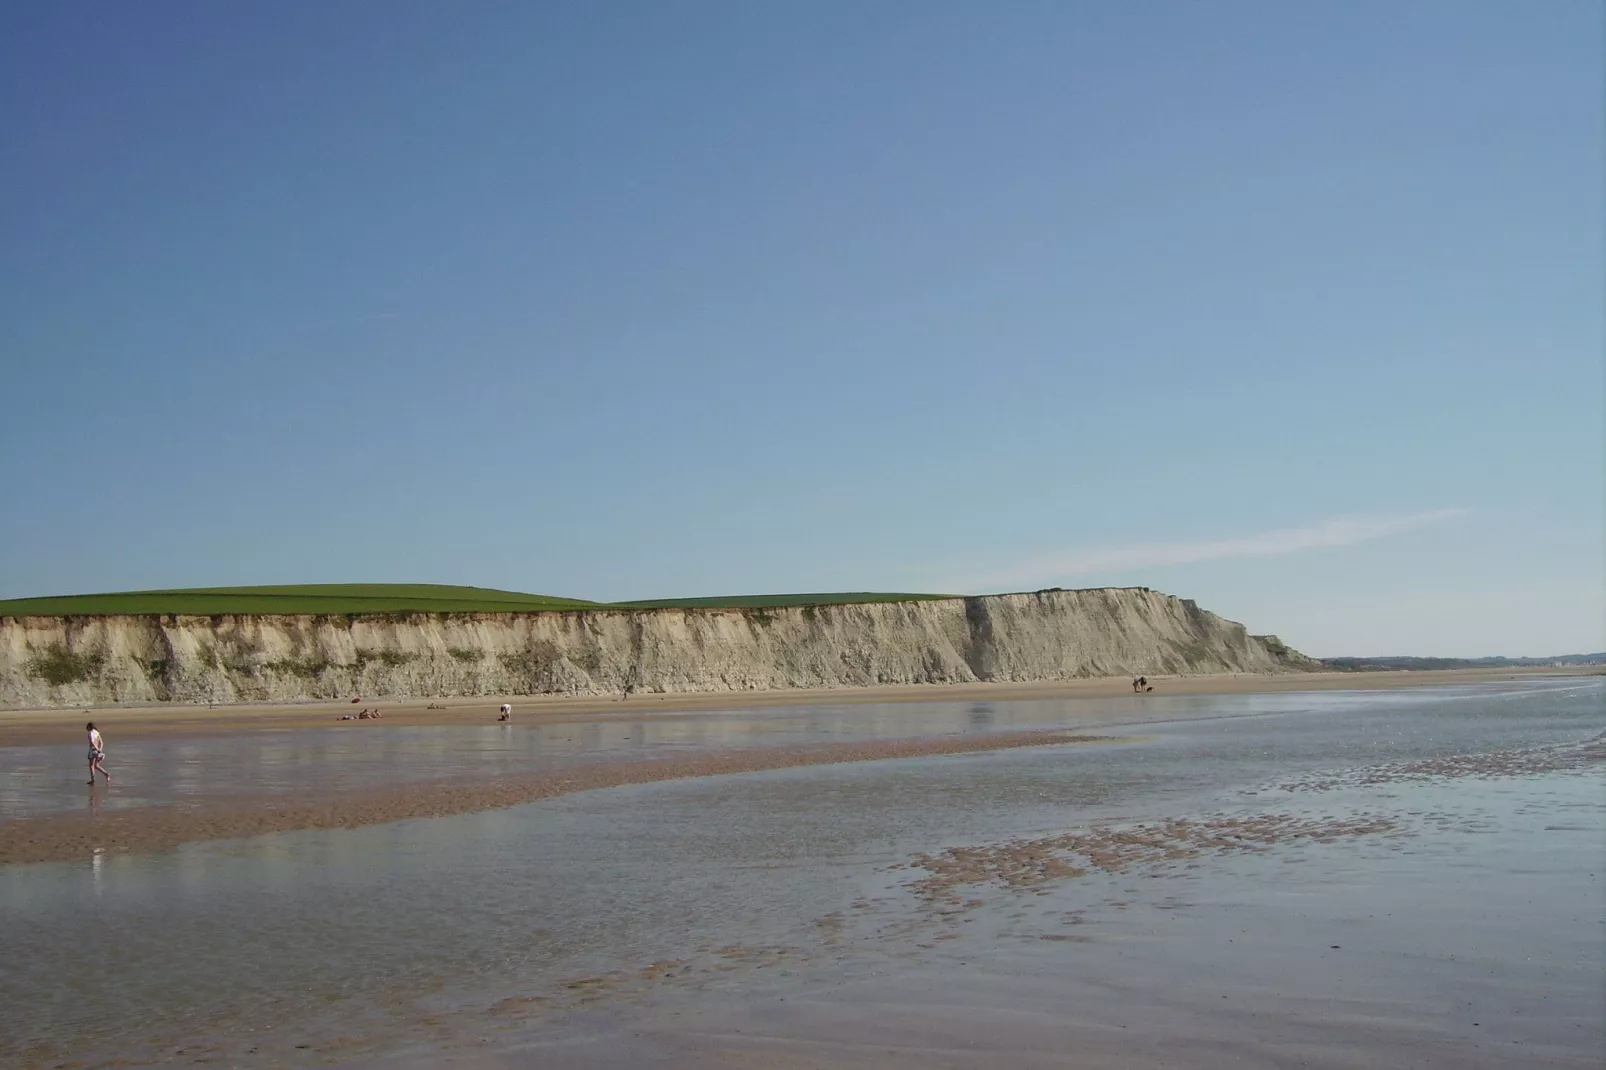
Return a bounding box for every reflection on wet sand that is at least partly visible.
[1,678,1602,1069]
[0,729,1122,864]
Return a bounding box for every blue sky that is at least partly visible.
[1,1,1600,657]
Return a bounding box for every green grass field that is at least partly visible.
[0,584,954,617]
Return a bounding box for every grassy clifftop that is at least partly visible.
[620,591,952,609]
[0,584,954,617]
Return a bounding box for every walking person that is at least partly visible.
[86,722,111,785]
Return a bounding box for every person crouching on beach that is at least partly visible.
[86,722,111,785]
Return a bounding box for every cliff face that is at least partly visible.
[0,588,1317,709]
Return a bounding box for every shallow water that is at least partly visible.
[2,678,1602,1068]
[1,694,1146,817]
[0,686,1492,818]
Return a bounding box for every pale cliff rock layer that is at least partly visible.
[0,588,1318,709]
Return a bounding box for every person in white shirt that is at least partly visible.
[498,703,512,721]
[85,722,111,785]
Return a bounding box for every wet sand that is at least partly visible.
[360,709,1606,1070]
[0,667,1586,744]
[0,729,1125,865]
[1,669,1592,866]
[4,677,1602,1069]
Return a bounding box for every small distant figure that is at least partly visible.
[1131,677,1141,693]
[85,722,111,785]
[1137,676,1148,690]
[498,703,512,722]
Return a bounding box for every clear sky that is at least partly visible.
[2,1,1601,657]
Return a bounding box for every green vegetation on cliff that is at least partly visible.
[0,584,953,618]
[0,584,601,617]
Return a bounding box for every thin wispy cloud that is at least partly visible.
[942,509,1467,593]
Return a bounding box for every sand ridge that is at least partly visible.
[0,728,1124,866]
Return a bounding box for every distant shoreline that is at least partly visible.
[0,666,1591,745]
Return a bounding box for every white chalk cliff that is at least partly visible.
[0,587,1317,709]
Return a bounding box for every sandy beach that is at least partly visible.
[0,667,1591,868]
[3,673,1602,1069]
[0,666,1584,743]
[0,729,1127,866]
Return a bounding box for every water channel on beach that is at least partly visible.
[2,677,1602,1068]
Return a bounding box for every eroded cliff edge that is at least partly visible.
[0,587,1318,709]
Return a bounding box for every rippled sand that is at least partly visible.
[904,811,1401,899]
